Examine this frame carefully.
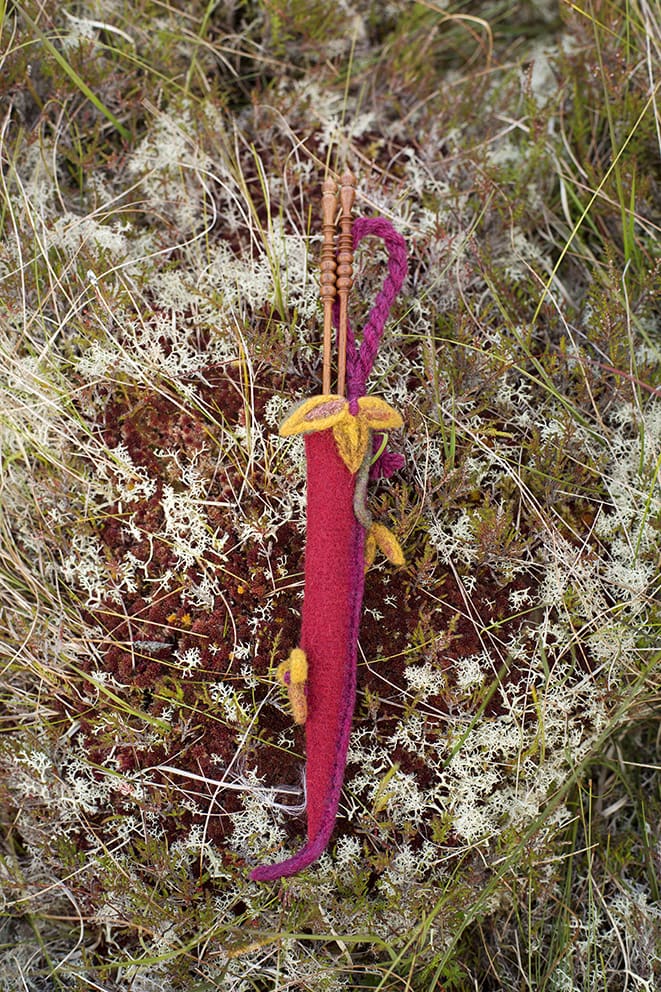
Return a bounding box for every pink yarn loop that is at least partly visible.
[333,216,408,402]
[332,215,408,479]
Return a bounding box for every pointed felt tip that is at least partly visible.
[250,831,330,883]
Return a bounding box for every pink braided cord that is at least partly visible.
[332,215,407,479]
[333,216,408,402]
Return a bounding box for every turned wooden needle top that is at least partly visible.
[336,172,356,297]
[336,171,355,397]
[320,177,337,304]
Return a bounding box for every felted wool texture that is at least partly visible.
[332,217,408,403]
[250,428,366,881]
[301,429,366,842]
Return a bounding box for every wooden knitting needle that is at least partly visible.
[336,171,356,398]
[320,176,338,395]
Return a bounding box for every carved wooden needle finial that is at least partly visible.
[336,170,356,398]
[320,176,338,395]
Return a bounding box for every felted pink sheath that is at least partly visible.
[250,215,407,882]
[250,429,365,880]
[302,430,365,842]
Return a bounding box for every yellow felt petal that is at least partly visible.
[358,396,403,430]
[288,648,308,684]
[279,394,346,436]
[333,415,371,474]
[277,649,308,725]
[364,531,377,570]
[372,523,405,565]
[288,683,308,725]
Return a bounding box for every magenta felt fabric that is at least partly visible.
[250,429,365,881]
[302,430,365,841]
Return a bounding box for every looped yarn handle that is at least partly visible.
[333,217,408,402]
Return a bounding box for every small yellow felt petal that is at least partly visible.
[288,648,308,684]
[288,683,308,725]
[333,415,371,474]
[364,531,377,570]
[279,395,346,437]
[372,523,405,565]
[358,396,403,430]
[277,649,308,725]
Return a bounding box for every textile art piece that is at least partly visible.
[251,174,408,881]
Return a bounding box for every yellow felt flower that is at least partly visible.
[277,648,308,725]
[280,394,403,474]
